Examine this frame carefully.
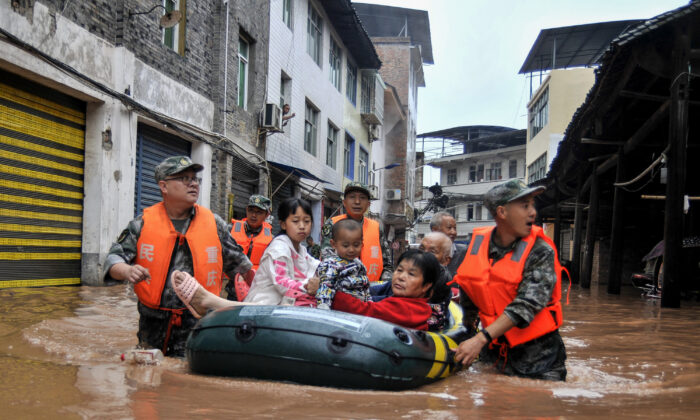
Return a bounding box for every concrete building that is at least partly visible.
[519,21,643,184]
[0,0,269,286]
[264,0,380,240]
[413,127,526,243]
[353,3,433,250]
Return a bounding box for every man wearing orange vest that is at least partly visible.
[453,179,567,381]
[320,182,392,283]
[104,156,255,357]
[224,194,273,300]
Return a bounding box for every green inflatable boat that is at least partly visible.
[186,303,468,390]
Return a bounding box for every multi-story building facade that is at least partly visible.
[353,3,432,249]
[265,0,380,240]
[0,0,269,286]
[414,128,526,243]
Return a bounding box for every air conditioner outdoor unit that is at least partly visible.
[369,124,380,141]
[385,189,402,200]
[261,103,282,130]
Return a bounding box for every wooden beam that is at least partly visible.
[553,179,561,253]
[623,100,670,155]
[580,167,599,289]
[662,26,691,308]
[608,151,625,295]
[619,90,700,106]
[581,137,625,146]
[571,176,584,284]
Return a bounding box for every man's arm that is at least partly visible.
[104,217,150,283]
[378,222,393,282]
[319,219,336,260]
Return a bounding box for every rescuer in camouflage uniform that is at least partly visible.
[454,179,567,381]
[320,182,393,283]
[104,156,254,357]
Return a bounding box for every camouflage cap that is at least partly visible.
[154,156,204,182]
[484,179,545,215]
[344,181,374,200]
[247,194,271,212]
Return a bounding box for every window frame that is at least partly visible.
[358,146,369,184]
[307,4,323,66]
[304,101,319,156]
[447,168,457,185]
[529,86,549,139]
[346,61,357,105]
[162,0,186,55]
[282,0,292,29]
[326,121,338,169]
[329,37,342,91]
[343,132,355,179]
[237,36,250,110]
[509,159,518,178]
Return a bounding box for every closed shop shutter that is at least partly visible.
[269,171,295,234]
[0,70,85,288]
[230,156,259,221]
[134,124,191,216]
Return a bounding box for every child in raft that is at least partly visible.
[173,249,440,330]
[242,197,319,306]
[315,218,371,310]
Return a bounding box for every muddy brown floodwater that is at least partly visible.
[1,283,700,419]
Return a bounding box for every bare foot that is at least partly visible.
[171,271,239,317]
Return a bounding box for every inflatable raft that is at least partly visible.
[186,303,468,390]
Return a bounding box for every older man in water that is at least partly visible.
[104,156,255,357]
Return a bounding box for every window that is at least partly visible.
[529,86,549,139]
[238,37,249,109]
[359,147,369,184]
[163,0,186,55]
[304,102,318,155]
[467,204,474,221]
[329,37,342,91]
[344,133,355,179]
[360,72,373,114]
[527,152,548,184]
[469,165,476,182]
[447,168,457,185]
[447,208,456,219]
[346,62,357,105]
[327,122,338,168]
[475,203,483,221]
[280,73,291,109]
[282,0,292,29]
[509,159,518,178]
[307,4,322,65]
[486,162,501,181]
[477,164,484,181]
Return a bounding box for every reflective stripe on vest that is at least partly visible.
[135,202,223,309]
[230,219,273,269]
[454,225,563,347]
[331,214,384,282]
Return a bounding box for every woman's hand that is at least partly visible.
[454,333,488,366]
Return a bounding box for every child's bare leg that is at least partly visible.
[172,271,245,316]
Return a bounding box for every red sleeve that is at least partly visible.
[331,292,431,330]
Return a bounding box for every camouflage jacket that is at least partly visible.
[460,236,556,332]
[104,206,252,312]
[319,215,393,283]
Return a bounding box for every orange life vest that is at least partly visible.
[135,202,223,309]
[331,214,383,282]
[454,225,563,347]
[230,219,273,269]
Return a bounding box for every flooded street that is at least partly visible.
[2,283,700,419]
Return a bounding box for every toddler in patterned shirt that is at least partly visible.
[315,218,370,309]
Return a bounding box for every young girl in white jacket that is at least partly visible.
[244,197,319,306]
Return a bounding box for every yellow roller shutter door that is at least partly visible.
[0,70,85,288]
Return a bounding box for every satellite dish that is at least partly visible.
[160,10,182,28]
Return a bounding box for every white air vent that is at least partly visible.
[385,189,402,200]
[261,103,282,130]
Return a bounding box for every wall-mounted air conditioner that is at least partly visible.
[385,189,402,200]
[261,103,282,130]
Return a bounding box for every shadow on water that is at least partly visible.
[1,283,700,418]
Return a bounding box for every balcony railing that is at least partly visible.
[360,71,383,125]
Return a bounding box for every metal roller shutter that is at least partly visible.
[230,155,259,221]
[134,124,191,216]
[0,70,85,288]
